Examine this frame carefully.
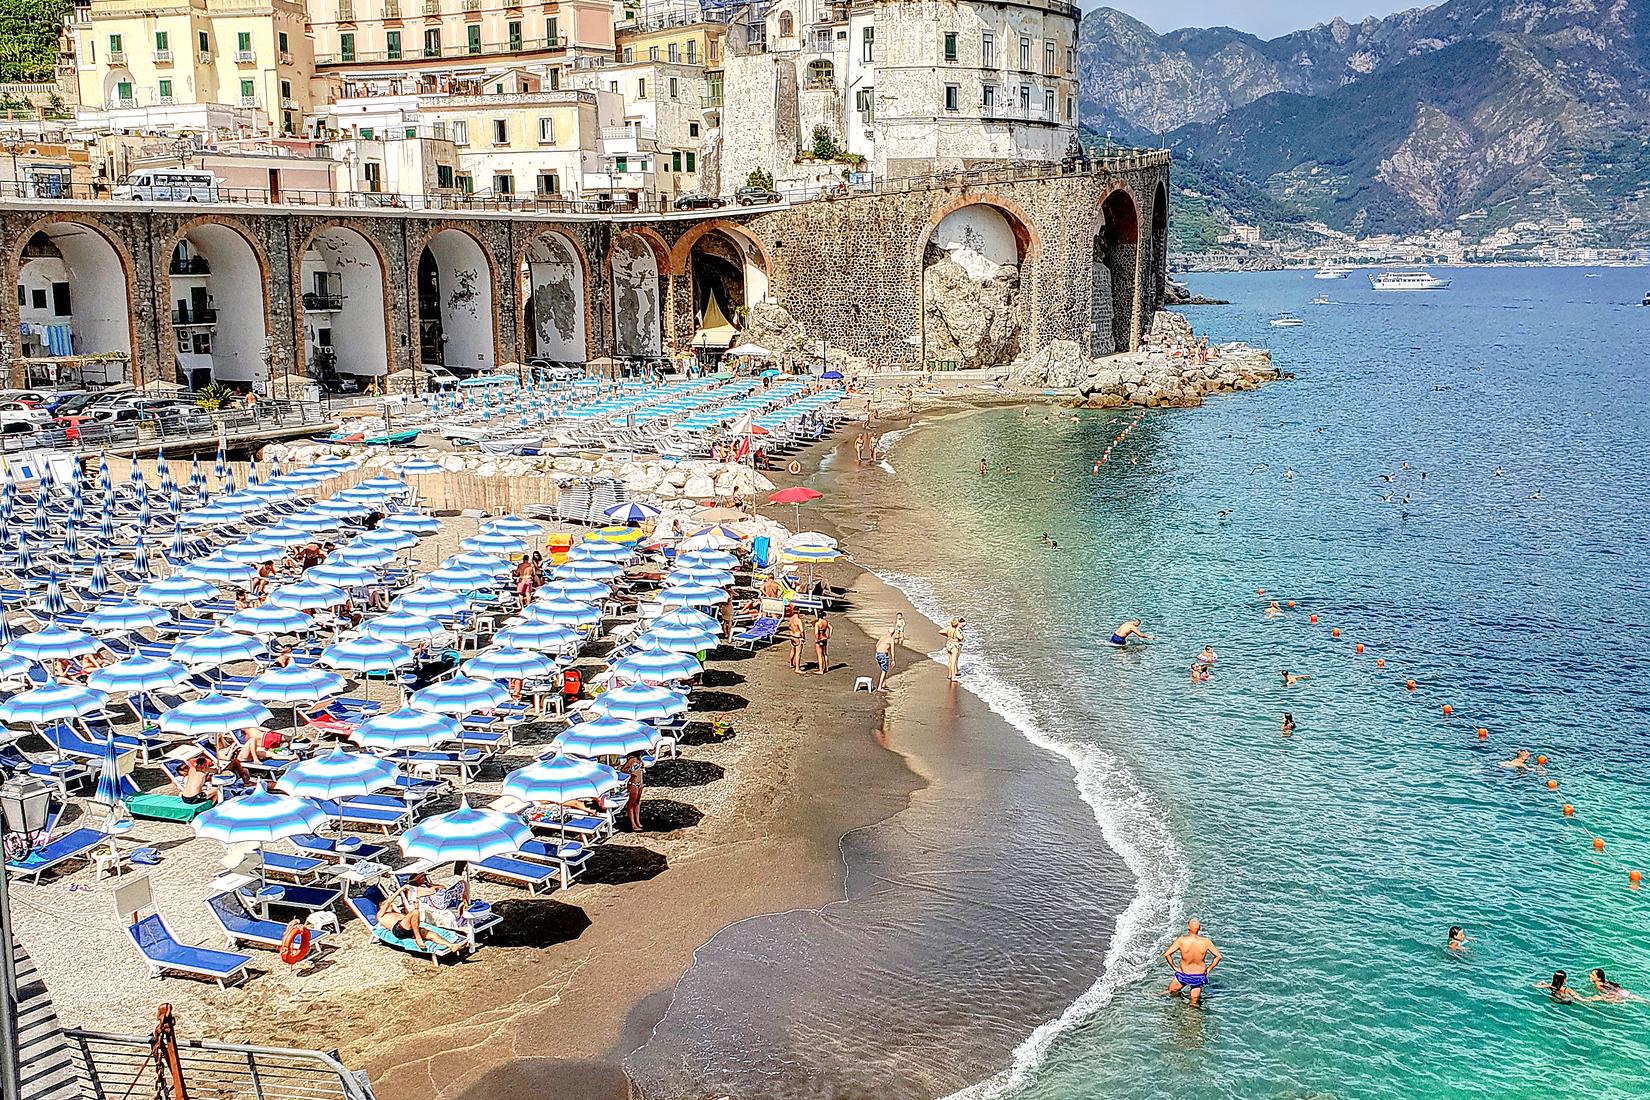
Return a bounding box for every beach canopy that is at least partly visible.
[352,706,458,751]
[503,754,622,804]
[553,716,658,758]
[398,801,529,864]
[194,782,328,845]
[278,748,400,801]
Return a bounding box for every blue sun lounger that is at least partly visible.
[517,839,591,890]
[473,854,558,895]
[206,893,332,954]
[733,616,780,649]
[5,826,111,883]
[40,720,165,764]
[127,912,252,988]
[317,797,411,834]
[289,834,389,864]
[344,887,470,960]
[250,850,326,882]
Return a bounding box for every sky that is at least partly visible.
[1088,0,1420,40]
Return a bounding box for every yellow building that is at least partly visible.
[616,16,725,106]
[69,0,316,135]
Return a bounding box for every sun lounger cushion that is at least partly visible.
[128,914,252,983]
[126,793,214,822]
[207,893,332,950]
[5,826,108,880]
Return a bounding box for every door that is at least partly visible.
[267,168,281,203]
[50,281,71,316]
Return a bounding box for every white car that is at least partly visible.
[422,367,461,390]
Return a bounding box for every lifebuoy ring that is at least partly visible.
[787,460,802,476]
[279,919,312,964]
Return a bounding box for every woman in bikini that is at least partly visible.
[941,618,965,681]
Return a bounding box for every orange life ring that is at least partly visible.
[787,460,801,475]
[279,920,312,964]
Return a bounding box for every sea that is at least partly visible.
[862,267,1650,1099]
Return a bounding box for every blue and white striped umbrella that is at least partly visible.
[552,716,659,758]
[41,572,68,618]
[213,443,228,486]
[669,566,736,588]
[183,556,257,585]
[189,456,205,492]
[603,501,661,524]
[212,491,264,513]
[134,575,218,606]
[637,621,720,654]
[88,657,190,695]
[5,625,100,662]
[31,505,49,537]
[422,564,495,592]
[395,458,445,477]
[567,540,633,563]
[656,583,730,607]
[244,480,294,502]
[182,504,247,529]
[447,551,512,576]
[222,604,312,637]
[13,540,34,576]
[535,579,610,604]
[356,528,419,551]
[552,558,626,582]
[255,523,318,547]
[610,646,701,685]
[285,509,347,531]
[268,580,348,610]
[82,601,171,634]
[590,683,688,722]
[356,476,410,495]
[398,800,529,864]
[462,647,555,682]
[172,629,265,667]
[194,782,327,845]
[392,589,469,619]
[132,537,151,577]
[312,456,360,474]
[362,610,444,644]
[62,525,80,562]
[319,636,415,672]
[460,531,529,556]
[503,754,621,804]
[493,621,580,653]
[523,598,601,628]
[655,606,721,634]
[160,693,273,737]
[96,456,112,496]
[93,733,139,807]
[337,541,399,568]
[243,664,346,705]
[306,562,375,589]
[0,682,108,726]
[155,453,173,494]
[380,512,441,535]
[137,496,153,531]
[483,515,543,539]
[409,675,509,716]
[97,510,116,544]
[310,498,366,518]
[221,539,285,564]
[352,706,457,751]
[278,747,400,801]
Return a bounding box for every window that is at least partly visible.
[363,161,382,191]
[668,76,678,99]
[467,24,481,53]
[806,58,833,86]
[491,118,507,143]
[115,79,132,103]
[982,83,995,110]
[1018,84,1030,110]
[779,11,793,37]
[237,31,252,52]
[240,78,255,98]
[386,29,400,58]
[359,126,373,138]
[154,31,168,51]
[457,174,473,193]
[671,151,681,172]
[404,126,415,138]
[158,77,172,98]
[621,46,632,61]
[1066,47,1075,74]
[861,26,873,62]
[537,116,553,142]
[648,46,658,60]
[855,86,873,122]
[199,31,209,53]
[547,68,559,89]
[279,31,288,52]
[1066,95,1074,121]
[981,32,994,67]
[942,32,956,62]
[437,164,455,188]
[1045,41,1055,75]
[340,32,355,60]
[493,173,514,194]
[108,33,122,54]
[637,77,646,98]
[546,16,558,42]
[536,171,558,194]
[685,39,695,63]
[1018,36,1029,69]
[615,156,627,172]
[685,151,694,172]
[508,20,521,49]
[281,78,292,99]
[423,28,440,56]
[667,42,678,62]
[451,119,468,144]
[943,83,959,111]
[688,121,699,137]
[1044,88,1055,117]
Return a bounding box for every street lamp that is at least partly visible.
[0,775,54,1100]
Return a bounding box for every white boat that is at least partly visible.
[1642,291,1649,306]
[1369,269,1451,291]
[1314,268,1350,280]
[1311,294,1330,305]
[1269,314,1305,327]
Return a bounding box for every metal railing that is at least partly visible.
[318,34,568,64]
[67,1027,374,1100]
[0,397,333,457]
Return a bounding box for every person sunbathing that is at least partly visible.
[176,750,220,804]
[378,882,431,950]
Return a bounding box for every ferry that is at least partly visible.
[1269,314,1305,327]
[1314,267,1351,280]
[1369,269,1451,291]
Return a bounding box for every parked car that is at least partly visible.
[734,186,782,206]
[674,193,725,211]
[113,168,223,203]
[422,366,461,390]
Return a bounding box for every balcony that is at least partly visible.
[154,48,173,63]
[108,49,127,65]
[302,292,344,312]
[115,96,137,108]
[701,92,723,108]
[383,0,400,16]
[281,96,298,108]
[235,49,257,62]
[172,306,218,327]
[241,94,261,107]
[337,1,354,18]
[279,50,294,65]
[197,50,213,63]
[158,94,175,104]
[424,0,440,12]
[462,0,479,11]
[316,34,569,64]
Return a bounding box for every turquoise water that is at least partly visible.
[871,268,1650,1099]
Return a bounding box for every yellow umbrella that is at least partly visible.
[590,525,647,545]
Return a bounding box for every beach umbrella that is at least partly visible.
[610,645,702,685]
[352,706,456,752]
[212,442,228,486]
[680,530,740,552]
[0,682,108,727]
[41,572,68,619]
[312,455,360,474]
[567,540,633,563]
[96,456,112,496]
[483,515,543,539]
[447,551,512,576]
[460,531,529,556]
[319,636,415,673]
[268,579,349,610]
[243,664,346,707]
[155,453,172,493]
[244,480,295,502]
[86,552,111,599]
[134,575,218,606]
[137,497,153,532]
[523,598,601,628]
[13,540,34,576]
[31,505,49,537]
[183,556,257,586]
[656,603,723,632]
[337,541,399,568]
[689,524,745,544]
[88,657,190,696]
[172,629,265,667]
[821,369,843,380]
[307,562,376,589]
[395,458,445,477]
[82,601,171,634]
[279,747,400,801]
[637,621,719,654]
[462,647,555,682]
[194,782,329,886]
[222,605,312,637]
[781,538,840,564]
[589,683,687,723]
[676,549,739,572]
[409,675,509,716]
[97,509,116,543]
[502,754,621,805]
[768,485,822,529]
[603,501,661,525]
[182,504,246,529]
[189,456,205,492]
[398,800,529,865]
[256,522,318,547]
[311,498,367,518]
[588,525,646,546]
[356,476,410,496]
[356,527,419,551]
[362,610,444,645]
[132,536,151,577]
[535,579,610,604]
[552,715,658,758]
[220,540,286,565]
[380,512,441,535]
[670,566,736,588]
[160,693,273,738]
[92,733,140,808]
[286,509,349,531]
[493,621,579,653]
[422,564,495,591]
[62,525,80,562]
[392,588,469,619]
[6,625,100,663]
[552,558,625,582]
[656,583,730,607]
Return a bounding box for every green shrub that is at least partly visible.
[745,167,774,191]
[194,382,236,412]
[810,125,838,160]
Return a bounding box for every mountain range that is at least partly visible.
[1076,0,1650,252]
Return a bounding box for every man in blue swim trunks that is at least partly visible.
[1163,918,1222,1006]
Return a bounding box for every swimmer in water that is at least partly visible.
[978,457,987,477]
[1280,670,1310,686]
[1194,645,1216,668]
[1499,749,1531,770]
[1264,601,1283,617]
[1110,620,1151,647]
[1589,968,1632,1002]
[1536,971,1584,1003]
[1448,926,1468,951]
[1162,919,1222,1007]
[1284,467,1294,480]
[1281,712,1295,737]
[1190,663,1210,684]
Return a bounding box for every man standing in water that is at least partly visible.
[1163,919,1222,1006]
[873,629,895,691]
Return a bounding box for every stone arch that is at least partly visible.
[10,216,137,387]
[806,59,834,87]
[295,222,393,387]
[1093,186,1141,356]
[608,230,666,360]
[519,229,589,367]
[413,225,498,373]
[917,199,1036,371]
[1150,181,1169,312]
[670,221,771,351]
[166,216,272,389]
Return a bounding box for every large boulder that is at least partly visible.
[1008,340,1086,390]
[921,244,1022,371]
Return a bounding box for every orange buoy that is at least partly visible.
[1478,729,1488,740]
[1594,838,1606,851]
[1309,614,1319,624]
[1257,587,1265,595]
[1376,658,1386,668]
[1405,679,1417,691]
[1536,754,1548,766]
[1546,779,1558,790]
[279,920,312,965]
[1442,704,1453,716]
[1563,804,1574,817]
[1286,600,1295,609]
[1355,643,1365,654]
[1631,871,1643,888]
[1331,627,1341,638]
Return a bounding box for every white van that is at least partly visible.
[114,169,222,203]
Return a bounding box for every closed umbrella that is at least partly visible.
[92,733,139,808]
[41,572,68,619]
[409,675,509,716]
[132,536,150,576]
[590,683,687,723]
[88,550,110,597]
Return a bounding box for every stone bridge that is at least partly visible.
[1,152,1169,390]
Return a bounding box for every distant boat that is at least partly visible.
[1642,291,1649,306]
[1314,268,1351,280]
[1269,314,1305,327]
[1369,269,1451,291]
[1311,294,1331,305]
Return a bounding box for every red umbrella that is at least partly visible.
[768,486,822,529]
